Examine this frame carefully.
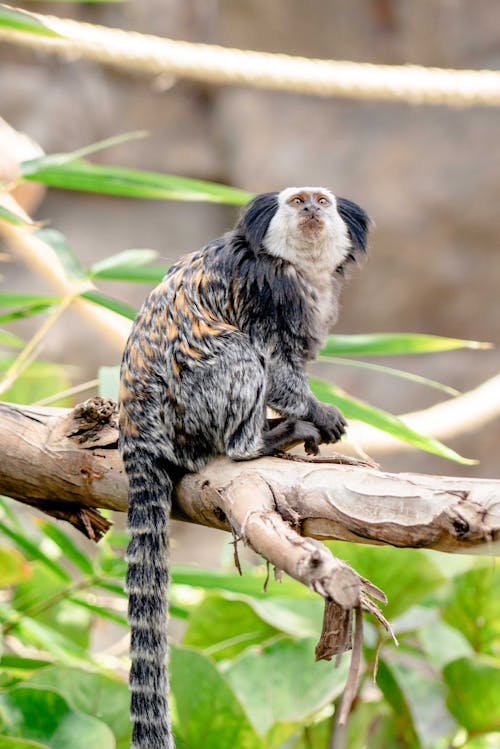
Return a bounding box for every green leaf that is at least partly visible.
[183,596,278,660]
[0,738,50,748]
[68,595,128,627]
[442,565,500,656]
[326,543,445,619]
[0,293,59,308]
[34,229,85,281]
[444,657,500,733]
[461,734,500,749]
[0,522,70,582]
[0,206,33,227]
[13,563,90,649]
[0,306,52,324]
[319,355,459,396]
[170,646,262,749]
[377,657,456,748]
[25,666,131,748]
[0,545,31,586]
[21,158,253,204]
[0,6,60,36]
[321,333,491,356]
[90,248,158,276]
[11,618,90,666]
[0,686,115,749]
[225,637,349,735]
[80,289,137,320]
[309,377,475,464]
[21,132,147,173]
[418,619,474,669]
[97,365,120,402]
[172,565,311,599]
[244,596,324,638]
[0,358,71,406]
[37,522,93,577]
[0,330,24,349]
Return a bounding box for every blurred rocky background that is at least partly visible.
[1,0,499,486]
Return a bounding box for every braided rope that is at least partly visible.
[1,8,500,106]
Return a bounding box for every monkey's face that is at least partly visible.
[263,186,353,271]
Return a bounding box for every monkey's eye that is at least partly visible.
[292,196,304,205]
[317,196,330,206]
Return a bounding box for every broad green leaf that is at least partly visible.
[377,657,456,748]
[170,645,261,749]
[346,702,401,749]
[80,289,137,320]
[38,522,94,576]
[418,619,473,669]
[0,522,70,582]
[183,596,278,660]
[309,377,475,464]
[0,686,114,749]
[319,355,459,395]
[444,657,500,733]
[34,229,85,281]
[0,6,60,36]
[326,543,445,619]
[0,545,31,586]
[25,666,130,748]
[0,358,71,406]
[0,206,33,227]
[21,158,253,204]
[98,366,119,401]
[244,596,323,637]
[0,655,51,688]
[0,330,24,348]
[442,565,500,656]
[321,333,491,356]
[225,637,349,735]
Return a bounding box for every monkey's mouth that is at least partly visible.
[299,215,324,233]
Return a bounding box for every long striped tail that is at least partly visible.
[124,451,175,749]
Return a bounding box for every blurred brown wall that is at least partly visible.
[1,0,499,478]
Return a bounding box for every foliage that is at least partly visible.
[0,507,499,748]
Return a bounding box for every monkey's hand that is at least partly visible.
[308,401,347,444]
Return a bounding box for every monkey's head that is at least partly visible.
[238,186,370,274]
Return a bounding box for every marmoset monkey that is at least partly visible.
[119,187,370,749]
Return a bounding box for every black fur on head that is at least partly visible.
[236,192,279,253]
[336,196,370,259]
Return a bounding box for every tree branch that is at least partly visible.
[0,399,498,554]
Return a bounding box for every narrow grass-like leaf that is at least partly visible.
[38,522,94,577]
[89,249,168,283]
[35,229,85,280]
[0,329,24,348]
[0,305,52,324]
[322,333,491,356]
[80,289,137,320]
[0,293,59,308]
[22,158,253,204]
[309,377,475,464]
[21,131,147,174]
[0,521,70,582]
[0,5,60,36]
[319,355,459,396]
[69,596,127,627]
[0,205,34,226]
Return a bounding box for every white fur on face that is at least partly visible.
[262,187,352,273]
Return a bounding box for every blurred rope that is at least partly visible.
[1,6,500,106]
